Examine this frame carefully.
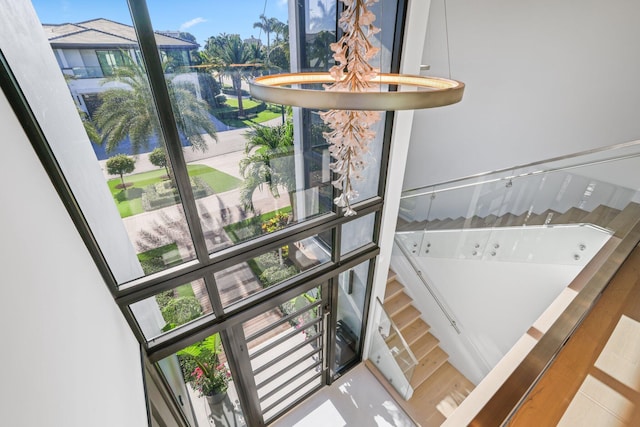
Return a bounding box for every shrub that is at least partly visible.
[142,177,212,211]
[259,265,299,288]
[214,94,227,106]
[161,296,203,331]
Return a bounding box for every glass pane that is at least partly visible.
[130,278,212,340]
[145,2,332,255]
[31,2,197,285]
[242,285,324,423]
[160,333,246,426]
[341,212,375,255]
[335,261,370,372]
[214,231,332,308]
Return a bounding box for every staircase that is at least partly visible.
[397,203,640,233]
[377,271,474,426]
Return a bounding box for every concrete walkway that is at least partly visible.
[97,116,284,179]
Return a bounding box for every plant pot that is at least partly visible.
[205,392,227,417]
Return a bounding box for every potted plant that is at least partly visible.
[178,334,232,410]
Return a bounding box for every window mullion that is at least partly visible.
[127,0,210,265]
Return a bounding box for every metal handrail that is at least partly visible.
[402,139,640,199]
[374,297,419,375]
[393,237,461,334]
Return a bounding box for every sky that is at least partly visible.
[31,0,289,48]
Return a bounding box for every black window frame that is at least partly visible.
[0,0,408,424]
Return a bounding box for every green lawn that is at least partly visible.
[213,101,283,128]
[108,165,241,218]
[187,164,241,193]
[224,98,262,109]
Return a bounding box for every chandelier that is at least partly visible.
[250,0,464,215]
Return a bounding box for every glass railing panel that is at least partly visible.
[395,140,640,422]
[367,298,417,399]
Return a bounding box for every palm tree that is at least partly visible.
[239,117,295,212]
[93,57,217,155]
[308,30,336,70]
[253,14,281,68]
[207,34,256,118]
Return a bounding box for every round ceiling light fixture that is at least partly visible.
[250,73,464,111]
[249,0,465,215]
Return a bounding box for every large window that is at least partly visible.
[3,0,406,425]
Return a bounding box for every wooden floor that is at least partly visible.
[508,245,640,426]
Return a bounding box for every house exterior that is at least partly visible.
[43,18,197,115]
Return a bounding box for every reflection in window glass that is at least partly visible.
[130,279,212,340]
[160,333,246,426]
[215,232,331,308]
[341,212,375,255]
[32,4,196,284]
[335,261,370,372]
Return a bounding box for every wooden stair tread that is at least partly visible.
[399,318,431,345]
[581,205,621,228]
[410,346,449,389]
[425,218,443,229]
[409,332,440,361]
[384,280,404,301]
[395,217,409,231]
[438,217,466,230]
[428,218,455,230]
[383,292,412,317]
[552,207,589,224]
[493,212,519,227]
[387,269,397,284]
[408,362,475,422]
[606,202,640,237]
[391,305,422,330]
[524,209,560,225]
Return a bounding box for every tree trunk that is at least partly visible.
[120,173,126,189]
[233,73,245,117]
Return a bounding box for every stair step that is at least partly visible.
[552,207,589,224]
[383,292,412,317]
[409,331,440,361]
[409,346,449,390]
[408,362,475,420]
[607,202,640,236]
[467,215,487,228]
[425,218,443,229]
[438,217,467,230]
[524,209,560,225]
[396,217,409,231]
[493,212,519,227]
[391,305,422,330]
[384,280,404,302]
[581,205,621,228]
[400,318,431,345]
[387,269,397,284]
[427,218,455,230]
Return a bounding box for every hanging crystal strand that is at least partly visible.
[321,0,382,216]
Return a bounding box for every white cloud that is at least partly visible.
[278,0,288,7]
[180,17,207,31]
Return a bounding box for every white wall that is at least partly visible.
[0,89,148,426]
[0,0,145,284]
[404,0,640,189]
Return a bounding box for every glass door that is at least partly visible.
[241,281,329,424]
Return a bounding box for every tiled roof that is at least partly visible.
[44,18,197,48]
